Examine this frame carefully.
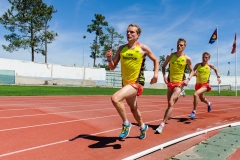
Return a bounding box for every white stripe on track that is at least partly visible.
[0,128,121,158]
[0,108,115,119]
[0,114,118,132]
[1,108,240,158]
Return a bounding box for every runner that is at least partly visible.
[156,38,194,134]
[189,52,221,119]
[106,24,159,139]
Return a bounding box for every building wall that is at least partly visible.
[0,58,239,90]
[0,58,105,86]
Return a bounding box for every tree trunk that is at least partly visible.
[31,26,34,62]
[93,36,98,67]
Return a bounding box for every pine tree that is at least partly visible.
[0,0,57,62]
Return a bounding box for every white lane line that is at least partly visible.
[0,108,115,119]
[0,114,118,132]
[2,106,240,132]
[1,109,240,158]
[0,140,68,158]
[123,122,240,160]
[0,128,121,158]
[0,103,112,111]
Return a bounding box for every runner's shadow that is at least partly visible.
[170,117,192,124]
[132,122,164,130]
[69,134,121,149]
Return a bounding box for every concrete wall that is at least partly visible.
[144,71,239,90]
[0,58,105,86]
[0,58,239,89]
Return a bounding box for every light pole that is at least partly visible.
[82,35,86,66]
[171,48,173,53]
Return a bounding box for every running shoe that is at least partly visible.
[208,102,212,112]
[139,124,148,139]
[181,89,186,97]
[119,123,131,139]
[189,111,196,119]
[156,125,164,134]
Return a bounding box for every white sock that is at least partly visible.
[161,122,165,127]
[140,123,145,130]
[123,120,130,125]
[193,110,196,113]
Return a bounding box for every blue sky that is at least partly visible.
[0,0,239,76]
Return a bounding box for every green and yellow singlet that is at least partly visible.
[196,63,211,84]
[168,54,187,83]
[120,42,145,86]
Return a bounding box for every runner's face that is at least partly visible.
[202,54,210,62]
[126,27,139,42]
[177,41,186,52]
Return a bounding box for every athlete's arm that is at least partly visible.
[106,46,122,70]
[162,54,171,84]
[209,64,221,84]
[193,63,199,76]
[141,44,159,84]
[183,56,194,85]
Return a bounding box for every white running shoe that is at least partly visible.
[156,125,164,134]
[180,89,186,97]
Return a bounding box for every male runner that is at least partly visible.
[189,52,221,119]
[156,38,194,134]
[106,24,159,139]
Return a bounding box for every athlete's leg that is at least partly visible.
[163,86,182,123]
[111,84,137,123]
[199,88,212,112]
[156,86,181,133]
[125,96,144,127]
[193,87,207,111]
[199,93,209,105]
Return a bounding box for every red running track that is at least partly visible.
[0,96,239,160]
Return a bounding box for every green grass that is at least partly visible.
[0,85,239,96]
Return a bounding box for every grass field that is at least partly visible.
[0,85,239,96]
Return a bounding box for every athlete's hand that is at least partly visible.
[150,76,158,84]
[163,75,168,84]
[217,78,221,84]
[183,79,189,86]
[106,50,113,60]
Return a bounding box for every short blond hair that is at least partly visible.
[128,24,141,34]
[177,38,187,46]
[202,52,211,58]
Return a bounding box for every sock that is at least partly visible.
[193,110,196,113]
[208,102,211,106]
[123,120,130,125]
[161,122,165,127]
[140,123,145,130]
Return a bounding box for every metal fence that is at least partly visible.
[0,70,15,84]
[106,71,122,87]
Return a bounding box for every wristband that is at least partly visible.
[187,78,191,80]
[107,59,112,62]
[217,76,220,78]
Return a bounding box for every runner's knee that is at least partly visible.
[193,92,199,98]
[200,97,205,102]
[111,95,120,104]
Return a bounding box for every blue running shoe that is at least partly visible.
[139,124,148,139]
[208,102,212,112]
[119,123,131,139]
[189,111,196,119]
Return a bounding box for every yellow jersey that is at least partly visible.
[168,54,187,83]
[196,63,210,83]
[120,42,145,86]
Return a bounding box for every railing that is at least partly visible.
[106,70,122,87]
